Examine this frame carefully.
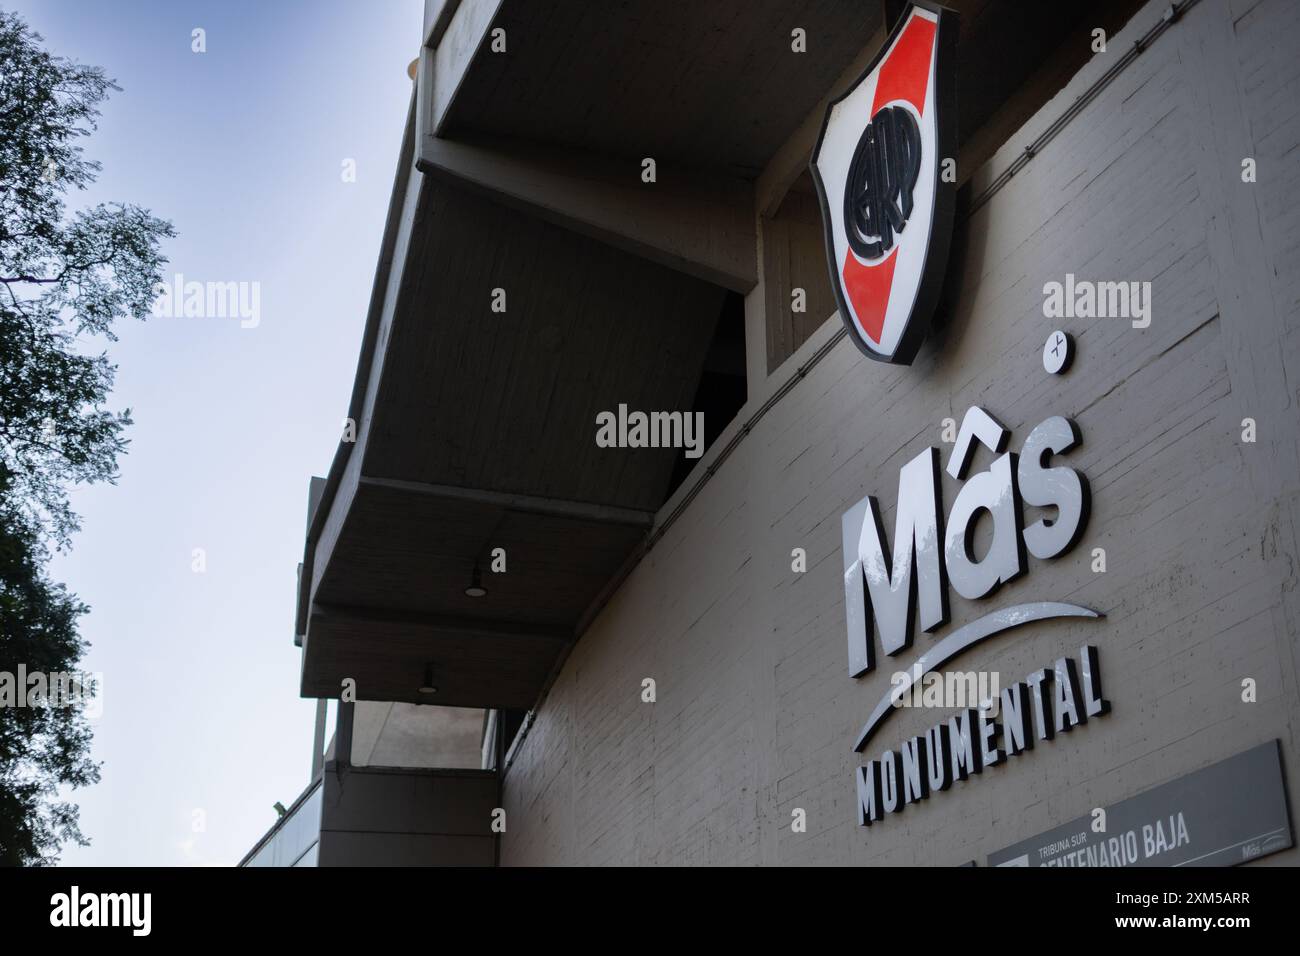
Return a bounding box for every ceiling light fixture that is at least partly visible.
[464,564,487,598]
[418,664,437,696]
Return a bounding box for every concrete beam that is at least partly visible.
[423,0,465,48]
[742,220,769,396]
[416,131,758,292]
[427,0,503,135]
[312,602,574,644]
[298,96,421,646]
[359,476,655,528]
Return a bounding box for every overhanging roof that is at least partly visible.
[298,89,728,709]
[438,0,887,177]
[297,0,902,711]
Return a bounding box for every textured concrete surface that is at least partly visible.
[319,767,497,866]
[350,701,484,769]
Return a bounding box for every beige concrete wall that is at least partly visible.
[318,767,496,866]
[350,701,484,769]
[498,0,1300,865]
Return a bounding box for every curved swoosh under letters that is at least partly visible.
[852,602,1101,753]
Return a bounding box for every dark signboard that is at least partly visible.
[988,741,1292,867]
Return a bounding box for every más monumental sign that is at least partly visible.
[842,405,1110,828]
[810,1,958,365]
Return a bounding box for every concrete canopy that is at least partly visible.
[305,0,885,711]
[439,0,887,176]
[299,101,728,708]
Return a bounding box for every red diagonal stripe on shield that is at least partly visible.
[841,12,936,346]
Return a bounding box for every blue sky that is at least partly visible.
[9,0,423,865]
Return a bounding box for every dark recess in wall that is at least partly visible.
[667,291,748,500]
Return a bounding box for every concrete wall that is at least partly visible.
[498,0,1300,865]
[318,766,497,866]
[350,701,484,768]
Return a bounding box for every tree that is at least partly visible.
[0,9,174,864]
[0,488,96,865]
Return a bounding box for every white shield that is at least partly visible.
[810,2,958,365]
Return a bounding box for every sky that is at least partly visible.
[8,0,424,865]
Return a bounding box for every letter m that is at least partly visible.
[842,447,946,676]
[101,894,130,926]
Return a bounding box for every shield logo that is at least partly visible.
[810,2,958,365]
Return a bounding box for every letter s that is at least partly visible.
[1017,417,1089,560]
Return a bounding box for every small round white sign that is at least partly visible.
[1043,331,1073,375]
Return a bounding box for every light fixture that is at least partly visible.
[464,564,487,598]
[418,663,437,696]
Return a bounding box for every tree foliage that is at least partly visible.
[0,486,96,866]
[0,9,173,864]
